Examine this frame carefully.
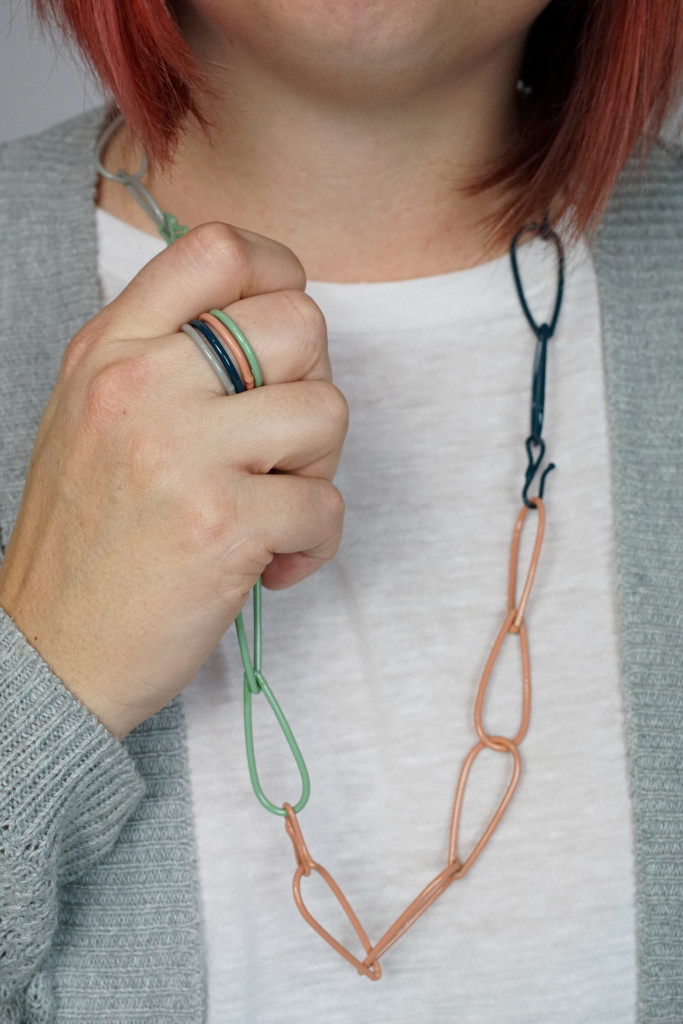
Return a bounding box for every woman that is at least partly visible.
[0,0,682,1020]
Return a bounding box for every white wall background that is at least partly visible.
[1,0,681,145]
[1,0,104,143]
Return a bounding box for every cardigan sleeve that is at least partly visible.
[0,607,146,1022]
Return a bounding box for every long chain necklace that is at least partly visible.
[97,112,565,981]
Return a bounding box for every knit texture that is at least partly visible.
[591,137,683,1023]
[0,610,147,1020]
[0,106,681,1022]
[0,108,206,1023]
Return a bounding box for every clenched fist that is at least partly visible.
[0,223,347,739]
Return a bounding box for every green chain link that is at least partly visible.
[158,213,190,245]
[161,219,311,815]
[237,581,311,815]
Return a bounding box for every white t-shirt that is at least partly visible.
[97,205,637,1023]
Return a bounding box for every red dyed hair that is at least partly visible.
[32,0,683,247]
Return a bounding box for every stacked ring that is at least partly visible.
[198,312,255,389]
[181,323,236,395]
[189,319,246,393]
[182,312,261,396]
[209,309,263,388]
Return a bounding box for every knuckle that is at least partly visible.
[177,489,233,552]
[83,355,153,430]
[320,480,345,529]
[184,221,251,281]
[310,480,345,561]
[312,380,349,437]
[279,290,328,369]
[123,427,177,487]
[62,322,101,378]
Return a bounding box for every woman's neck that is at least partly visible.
[97,22,527,282]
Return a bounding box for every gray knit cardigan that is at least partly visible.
[0,106,681,1023]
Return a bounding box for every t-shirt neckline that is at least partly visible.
[96,204,587,336]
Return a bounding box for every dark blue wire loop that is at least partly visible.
[189,319,246,393]
[523,438,555,507]
[509,212,565,510]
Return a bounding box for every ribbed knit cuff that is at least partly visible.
[0,607,146,883]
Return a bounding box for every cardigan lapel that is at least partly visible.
[591,140,683,1023]
[0,105,208,1022]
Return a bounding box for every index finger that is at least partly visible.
[96,222,307,341]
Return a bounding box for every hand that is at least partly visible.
[0,223,347,739]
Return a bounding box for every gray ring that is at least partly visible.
[181,324,236,396]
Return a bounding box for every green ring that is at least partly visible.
[209,308,263,388]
